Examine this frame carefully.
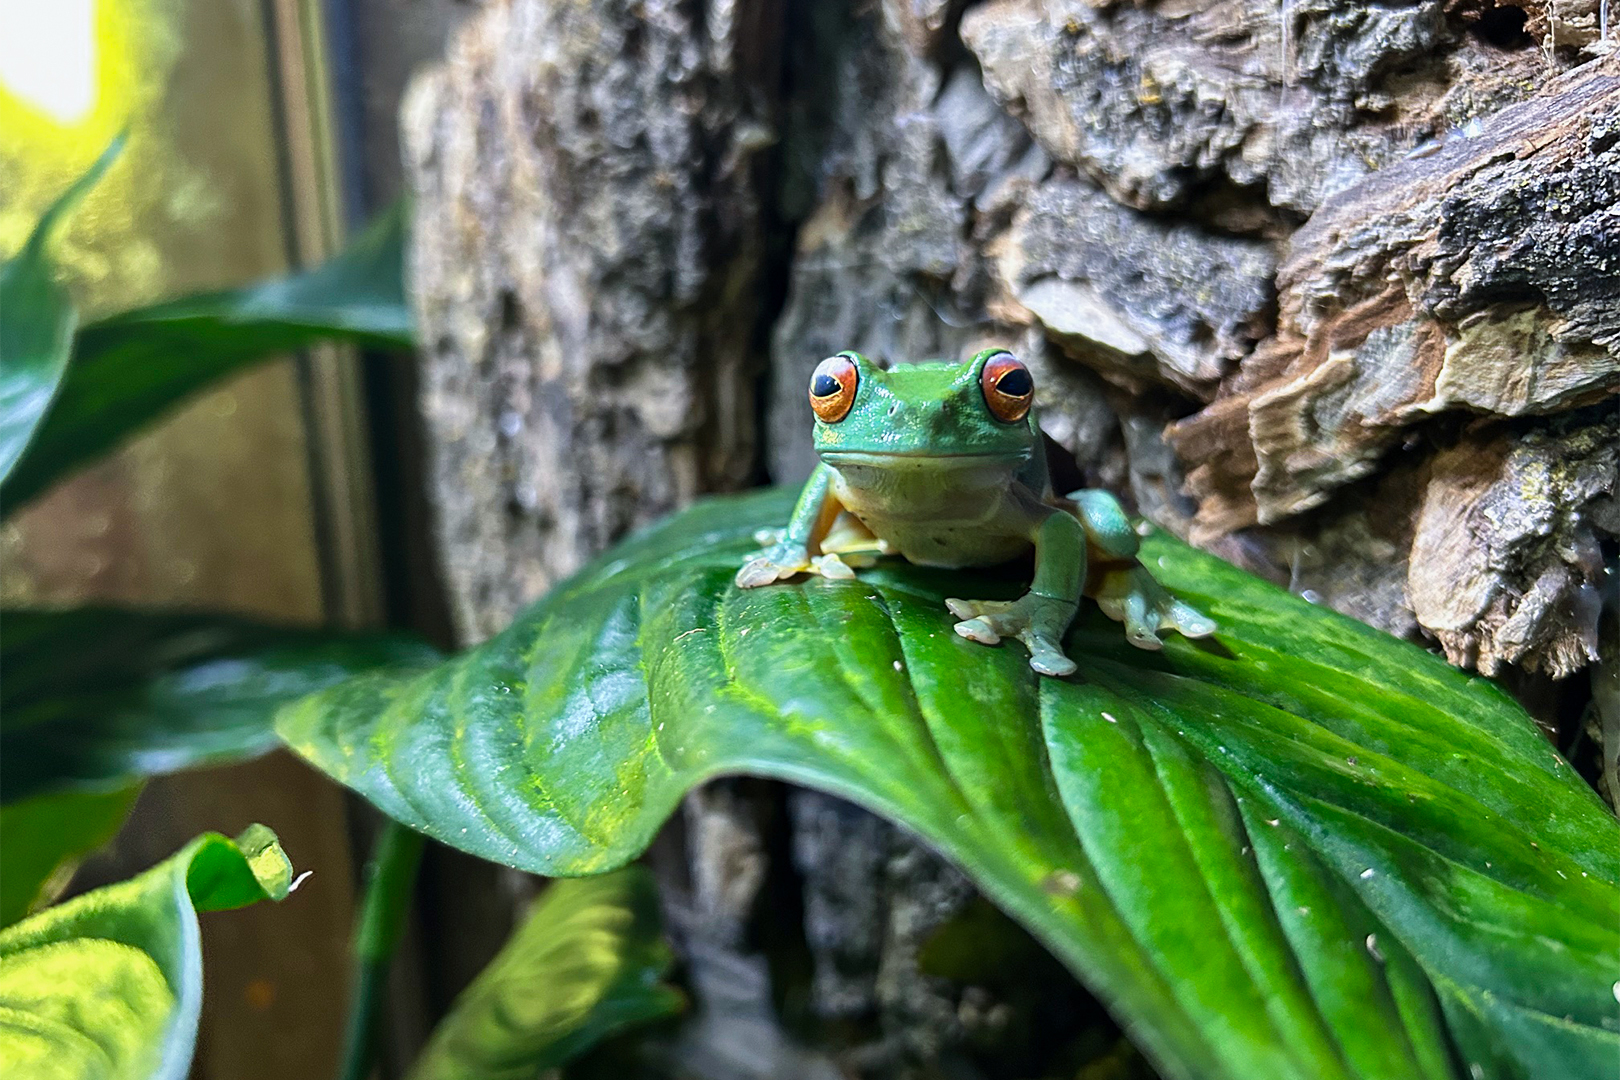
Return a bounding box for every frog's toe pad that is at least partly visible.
[947,597,1006,619]
[1028,644,1077,678]
[1123,621,1165,651]
[946,598,1018,642]
[736,547,812,588]
[952,616,1003,645]
[736,558,790,588]
[1166,601,1216,638]
[811,553,857,580]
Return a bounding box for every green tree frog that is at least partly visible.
[735,348,1215,676]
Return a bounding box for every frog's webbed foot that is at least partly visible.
[736,544,860,588]
[742,511,885,588]
[736,542,811,588]
[1093,566,1216,650]
[946,594,1079,677]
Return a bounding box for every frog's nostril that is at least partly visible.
[888,405,899,417]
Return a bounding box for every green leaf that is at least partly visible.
[0,203,412,511]
[0,786,141,928]
[0,824,293,1080]
[279,488,1620,1080]
[408,867,682,1080]
[1,607,438,804]
[0,137,123,485]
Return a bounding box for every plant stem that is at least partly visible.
[336,819,426,1080]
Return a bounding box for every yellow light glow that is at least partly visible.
[0,0,177,301]
[0,0,98,124]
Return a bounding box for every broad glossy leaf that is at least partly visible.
[0,786,141,928]
[1,608,438,804]
[0,138,122,485]
[409,867,681,1080]
[0,824,293,1080]
[280,489,1620,1080]
[1,203,412,511]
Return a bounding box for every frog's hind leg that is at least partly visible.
[1065,488,1216,648]
[948,499,1083,677]
[1064,488,1140,560]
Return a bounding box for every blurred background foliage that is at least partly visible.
[0,1,451,1076]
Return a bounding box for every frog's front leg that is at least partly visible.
[736,464,858,587]
[1067,488,1216,649]
[947,501,1084,677]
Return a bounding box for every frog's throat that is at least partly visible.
[820,450,1030,468]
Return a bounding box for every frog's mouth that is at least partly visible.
[821,450,1029,469]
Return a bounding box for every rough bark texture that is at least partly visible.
[405,0,1618,1074]
[402,0,775,642]
[766,6,1617,683]
[1165,58,1620,674]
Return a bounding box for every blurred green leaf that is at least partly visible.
[0,137,123,486]
[1,203,412,512]
[1,607,438,804]
[409,867,681,1080]
[0,824,293,1080]
[280,488,1620,1080]
[0,785,140,928]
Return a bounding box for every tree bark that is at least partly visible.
[402,0,774,642]
[404,0,1618,1073]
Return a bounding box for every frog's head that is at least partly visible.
[808,348,1038,466]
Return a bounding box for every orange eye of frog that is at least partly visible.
[981,353,1033,423]
[809,356,858,423]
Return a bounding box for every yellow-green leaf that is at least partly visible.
[0,825,293,1080]
[0,786,140,927]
